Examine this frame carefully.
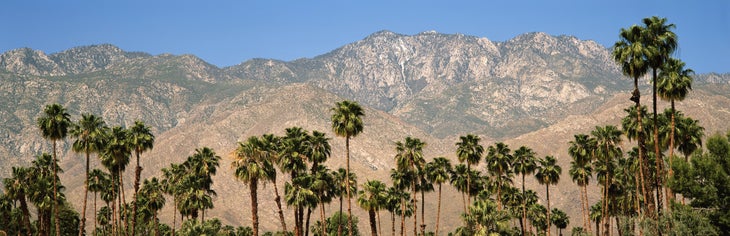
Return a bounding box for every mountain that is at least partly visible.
[1,31,729,233]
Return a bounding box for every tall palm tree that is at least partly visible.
[358,180,386,236]
[643,16,677,218]
[305,130,331,236]
[128,120,155,235]
[389,168,412,236]
[535,156,561,236]
[311,165,335,236]
[456,134,483,207]
[425,157,452,236]
[260,133,288,232]
[394,136,426,236]
[331,100,365,236]
[88,168,111,236]
[36,103,71,236]
[139,177,166,236]
[658,58,693,200]
[592,125,622,236]
[512,145,537,235]
[70,113,108,236]
[486,142,513,210]
[161,163,185,235]
[450,164,470,213]
[101,126,132,233]
[568,134,596,232]
[233,136,276,236]
[569,158,593,233]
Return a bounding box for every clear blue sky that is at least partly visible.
[2,0,728,73]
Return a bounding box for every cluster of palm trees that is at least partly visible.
[0,15,714,236]
[608,16,702,236]
[1,104,159,236]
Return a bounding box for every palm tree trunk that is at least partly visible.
[19,193,32,235]
[272,177,288,232]
[94,192,98,236]
[172,196,177,236]
[497,170,502,210]
[132,151,142,236]
[522,174,528,236]
[368,209,377,236]
[319,201,327,236]
[154,210,160,236]
[391,212,395,236]
[667,101,677,204]
[346,137,354,236]
[546,185,551,236]
[251,179,259,236]
[378,210,383,236]
[306,207,312,236]
[420,188,425,236]
[435,184,442,236]
[338,195,344,236]
[652,68,664,218]
[400,199,405,236]
[466,164,471,207]
[579,184,587,233]
[52,141,61,236]
[80,151,91,236]
[118,171,127,236]
[583,185,591,233]
[412,183,417,236]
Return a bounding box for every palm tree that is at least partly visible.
[101,126,132,233]
[88,168,111,235]
[29,152,65,236]
[486,142,513,210]
[233,136,277,236]
[358,180,386,236]
[36,103,71,236]
[592,125,622,236]
[425,157,452,236]
[139,177,166,236]
[70,113,108,236]
[333,167,357,236]
[260,133,288,232]
[161,163,186,236]
[389,168,412,236]
[512,145,537,234]
[311,165,335,236]
[613,22,657,222]
[394,136,426,236]
[3,167,33,234]
[128,120,155,235]
[569,158,593,233]
[331,100,365,236]
[450,164,470,213]
[551,208,569,236]
[535,156,562,236]
[675,116,704,161]
[185,147,221,220]
[658,58,693,203]
[455,134,483,207]
[305,130,331,236]
[643,16,677,218]
[286,174,318,236]
[568,134,595,232]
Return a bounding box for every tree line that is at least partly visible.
[1,16,729,236]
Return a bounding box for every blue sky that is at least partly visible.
[2,0,728,73]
